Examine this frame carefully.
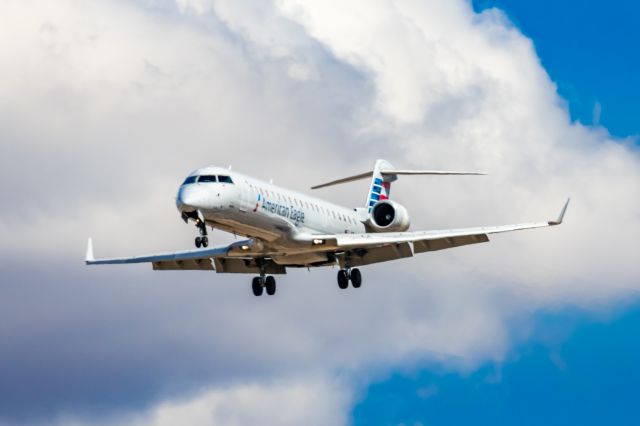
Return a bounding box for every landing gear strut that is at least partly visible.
[337,268,362,289]
[252,275,277,296]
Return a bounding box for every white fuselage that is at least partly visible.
[176,166,367,249]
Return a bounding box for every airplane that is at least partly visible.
[86,159,569,296]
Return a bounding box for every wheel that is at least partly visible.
[252,277,263,296]
[350,268,362,288]
[337,270,349,289]
[201,236,209,247]
[265,276,276,295]
[195,237,202,248]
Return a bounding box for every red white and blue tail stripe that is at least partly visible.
[367,159,396,212]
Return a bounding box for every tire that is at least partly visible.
[350,268,362,288]
[252,277,263,296]
[201,237,209,247]
[265,276,276,295]
[337,270,349,289]
[195,237,202,248]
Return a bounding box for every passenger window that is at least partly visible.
[198,175,217,183]
[218,175,233,184]
[183,176,197,185]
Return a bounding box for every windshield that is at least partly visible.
[182,175,234,185]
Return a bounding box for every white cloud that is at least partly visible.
[0,0,639,424]
[56,376,351,426]
[137,378,350,426]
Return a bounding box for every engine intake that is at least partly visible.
[369,200,410,232]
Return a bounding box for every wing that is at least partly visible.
[85,238,286,274]
[317,199,570,267]
[85,238,232,270]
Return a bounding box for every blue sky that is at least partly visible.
[472,0,640,137]
[353,307,640,425]
[353,2,640,423]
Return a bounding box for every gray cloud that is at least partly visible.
[1,0,639,424]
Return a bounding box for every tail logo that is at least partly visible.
[368,178,391,211]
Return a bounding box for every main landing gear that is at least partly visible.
[337,268,362,289]
[252,275,276,296]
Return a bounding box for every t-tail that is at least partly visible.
[311,158,485,210]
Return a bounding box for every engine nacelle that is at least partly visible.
[368,200,410,232]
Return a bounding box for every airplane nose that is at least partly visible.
[176,185,205,212]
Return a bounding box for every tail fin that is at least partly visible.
[366,159,396,211]
[310,159,484,210]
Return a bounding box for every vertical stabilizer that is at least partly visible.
[366,159,396,211]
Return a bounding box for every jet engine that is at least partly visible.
[368,200,410,232]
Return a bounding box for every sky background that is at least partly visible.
[355,1,640,424]
[472,0,640,138]
[0,1,639,425]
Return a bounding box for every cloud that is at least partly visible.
[0,0,638,424]
[593,101,602,126]
[51,376,350,426]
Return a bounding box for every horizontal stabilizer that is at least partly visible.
[381,169,485,176]
[311,171,373,190]
[311,169,484,190]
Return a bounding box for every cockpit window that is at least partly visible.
[218,175,233,184]
[183,176,197,185]
[198,175,217,183]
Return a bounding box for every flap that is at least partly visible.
[343,242,414,267]
[412,234,489,253]
[152,258,215,270]
[213,258,287,274]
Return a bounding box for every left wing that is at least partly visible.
[314,199,570,266]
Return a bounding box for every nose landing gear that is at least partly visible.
[195,236,208,248]
[194,213,209,248]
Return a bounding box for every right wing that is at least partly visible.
[85,238,285,274]
[85,238,233,270]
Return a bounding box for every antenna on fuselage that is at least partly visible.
[228,165,232,170]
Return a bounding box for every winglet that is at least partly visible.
[548,198,570,225]
[86,238,95,264]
